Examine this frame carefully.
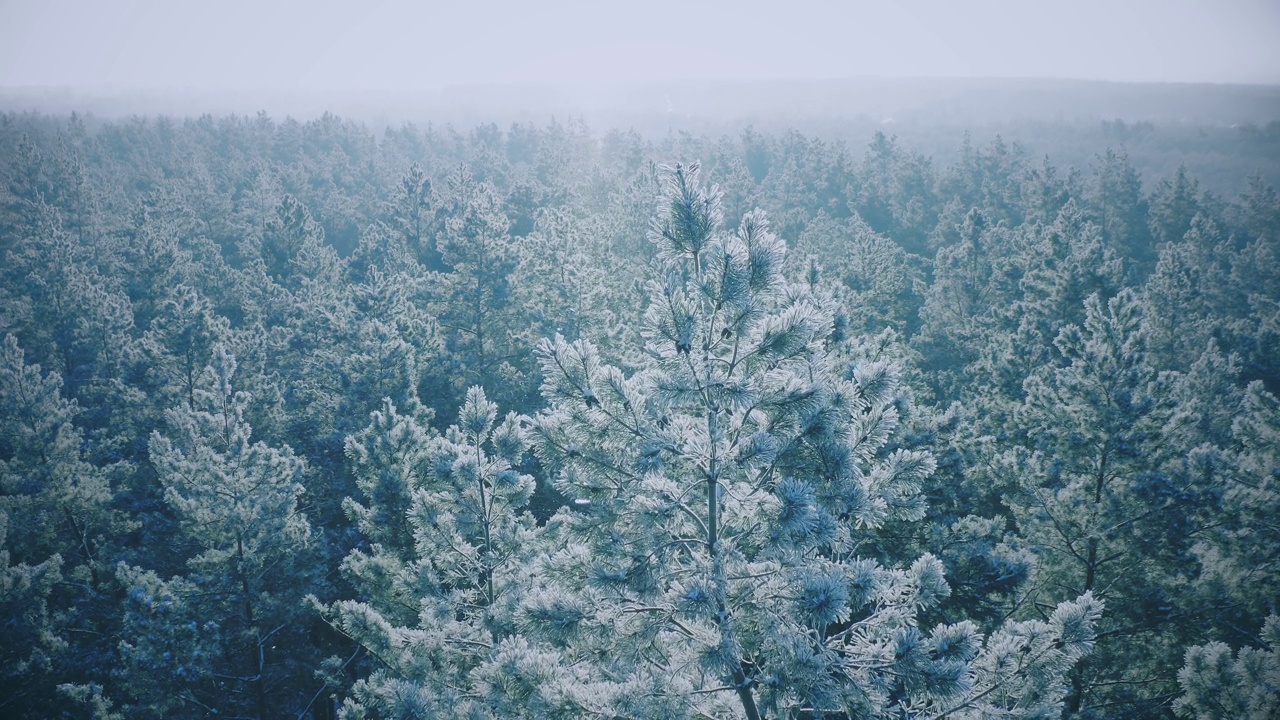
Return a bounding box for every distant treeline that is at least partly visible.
[3,77,1279,191]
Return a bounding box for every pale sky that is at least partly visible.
[1,0,1278,90]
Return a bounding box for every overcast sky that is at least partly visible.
[2,0,1278,90]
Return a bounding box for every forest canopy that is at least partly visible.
[0,109,1278,719]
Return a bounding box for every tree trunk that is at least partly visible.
[238,535,268,720]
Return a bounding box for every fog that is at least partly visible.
[3,0,1279,92]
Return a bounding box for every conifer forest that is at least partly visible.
[1,107,1278,720]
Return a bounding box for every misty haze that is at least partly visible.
[1,1,1278,719]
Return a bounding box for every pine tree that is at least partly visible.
[0,510,64,716]
[117,195,200,332]
[1233,173,1280,247]
[1088,148,1152,272]
[382,163,441,272]
[1148,165,1204,247]
[513,206,632,351]
[853,131,938,256]
[1174,614,1280,720]
[916,207,1024,394]
[138,285,232,413]
[345,264,440,423]
[1007,290,1205,716]
[0,206,134,444]
[1188,379,1280,639]
[118,344,316,718]
[522,163,1100,718]
[1142,214,1234,372]
[0,334,130,716]
[0,335,118,566]
[320,387,540,718]
[793,214,925,335]
[938,134,1027,228]
[0,133,54,251]
[971,200,1124,409]
[1019,155,1080,228]
[426,167,536,415]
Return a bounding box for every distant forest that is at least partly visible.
[1,108,1277,719]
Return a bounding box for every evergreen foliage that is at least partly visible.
[522,164,1100,718]
[115,345,317,718]
[321,387,539,718]
[1174,615,1280,720]
[0,110,1276,718]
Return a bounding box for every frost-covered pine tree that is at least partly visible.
[999,288,1237,717]
[426,167,536,415]
[0,508,63,715]
[0,333,132,717]
[320,387,541,718]
[1174,614,1279,720]
[137,284,231,412]
[1172,378,1280,719]
[1193,379,1280,632]
[520,163,1101,719]
[116,344,315,719]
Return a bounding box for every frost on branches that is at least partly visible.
[320,387,543,718]
[327,163,1102,719]
[1175,614,1280,720]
